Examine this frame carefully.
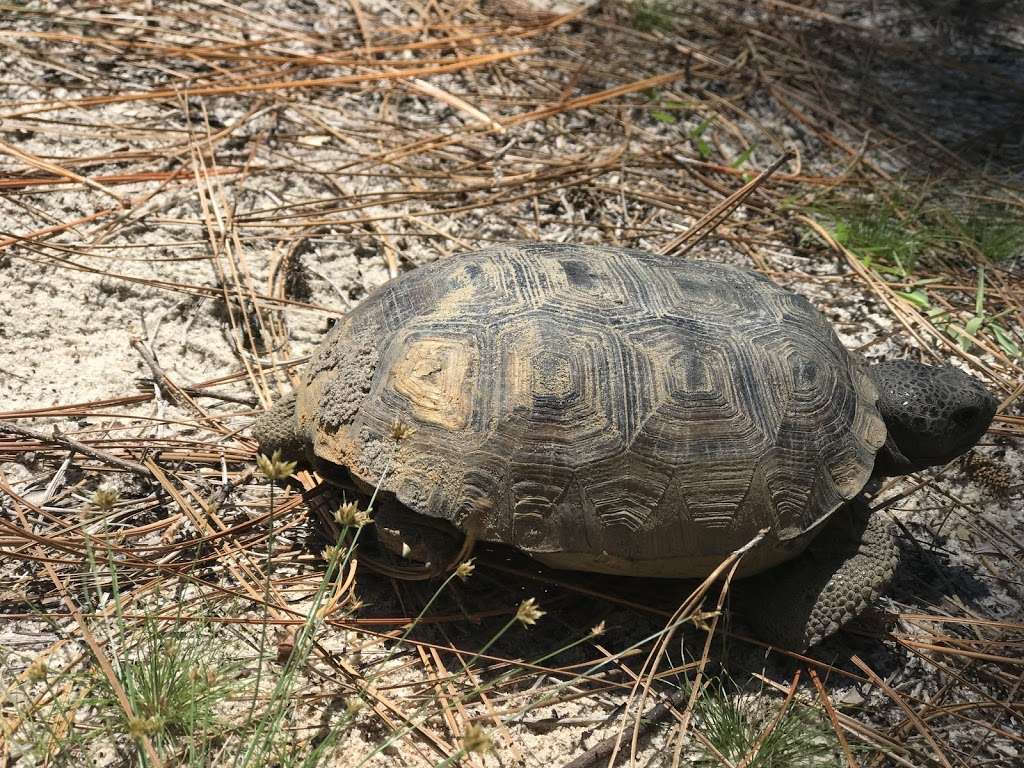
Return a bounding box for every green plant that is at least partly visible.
[692,681,841,766]
[249,450,297,726]
[630,0,678,33]
[898,269,1022,358]
[808,183,1022,359]
[731,142,757,169]
[937,201,1024,262]
[689,116,715,160]
[237,500,368,766]
[808,187,1024,277]
[644,90,689,125]
[90,619,244,756]
[809,191,929,277]
[643,93,756,167]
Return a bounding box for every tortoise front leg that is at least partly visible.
[737,498,899,650]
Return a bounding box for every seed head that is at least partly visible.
[276,630,296,664]
[256,449,297,481]
[590,620,606,637]
[462,722,493,755]
[455,558,475,580]
[322,544,345,564]
[27,657,48,682]
[334,500,371,528]
[127,715,163,740]
[189,666,218,687]
[345,697,364,717]
[91,484,121,512]
[389,419,416,442]
[515,597,545,627]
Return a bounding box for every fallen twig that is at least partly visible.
[0,420,150,477]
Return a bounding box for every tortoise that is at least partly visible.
[254,243,997,649]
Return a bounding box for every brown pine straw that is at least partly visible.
[809,668,858,768]
[658,151,794,257]
[1,1,1022,764]
[0,420,149,476]
[0,165,241,190]
[734,671,802,768]
[605,531,767,767]
[0,138,125,203]
[852,655,954,768]
[1,49,537,117]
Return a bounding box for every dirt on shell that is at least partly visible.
[311,331,381,432]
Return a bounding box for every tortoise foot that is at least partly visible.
[253,394,306,462]
[370,497,471,580]
[737,500,899,651]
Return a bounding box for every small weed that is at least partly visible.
[629,0,679,33]
[689,117,715,160]
[934,201,1024,262]
[806,186,1024,276]
[807,190,929,277]
[806,185,1023,358]
[643,90,691,125]
[644,94,758,166]
[898,268,1022,358]
[731,142,758,169]
[90,619,244,755]
[650,107,678,124]
[692,681,841,766]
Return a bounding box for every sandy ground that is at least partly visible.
[1,1,1023,766]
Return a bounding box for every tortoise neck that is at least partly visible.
[872,435,917,478]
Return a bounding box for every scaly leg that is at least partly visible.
[737,498,899,650]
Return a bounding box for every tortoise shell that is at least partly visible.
[296,243,887,576]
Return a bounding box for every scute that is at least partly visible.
[298,244,886,577]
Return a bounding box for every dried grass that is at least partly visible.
[1,1,1022,766]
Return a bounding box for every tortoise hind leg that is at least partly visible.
[369,497,470,580]
[252,394,306,462]
[737,499,899,651]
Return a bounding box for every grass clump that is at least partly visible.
[806,189,931,277]
[94,619,244,756]
[692,681,842,767]
[806,185,1024,277]
[805,183,1023,358]
[935,201,1024,262]
[629,0,680,33]
[7,615,247,766]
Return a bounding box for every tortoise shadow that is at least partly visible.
[302,470,999,699]
[350,541,685,661]
[791,9,1024,169]
[317,469,996,697]
[345,538,926,697]
[888,527,993,609]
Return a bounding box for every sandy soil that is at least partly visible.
[1,1,1022,766]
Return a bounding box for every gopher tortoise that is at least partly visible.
[255,243,997,648]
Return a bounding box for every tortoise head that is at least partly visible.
[868,359,997,476]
